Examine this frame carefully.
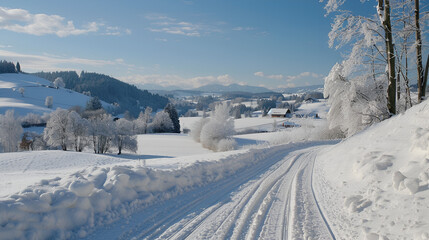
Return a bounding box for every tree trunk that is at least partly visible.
[423,54,429,98]
[415,0,424,102]
[381,0,397,115]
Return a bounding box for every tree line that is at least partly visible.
[0,99,181,154]
[0,60,21,74]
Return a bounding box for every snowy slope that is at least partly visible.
[314,100,429,239]
[0,73,108,116]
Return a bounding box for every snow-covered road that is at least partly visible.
[85,142,336,240]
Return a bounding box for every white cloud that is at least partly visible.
[0,49,129,72]
[254,71,264,77]
[285,72,323,82]
[0,6,129,37]
[155,38,168,42]
[232,26,254,31]
[254,71,283,80]
[120,73,235,89]
[146,14,219,37]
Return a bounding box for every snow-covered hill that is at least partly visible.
[0,73,108,116]
[314,100,429,239]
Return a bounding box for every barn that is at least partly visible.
[267,108,291,118]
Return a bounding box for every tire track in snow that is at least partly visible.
[288,150,336,240]
[124,144,301,240]
[85,141,337,240]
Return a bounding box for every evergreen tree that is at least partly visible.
[16,62,21,73]
[164,103,180,133]
[86,96,103,111]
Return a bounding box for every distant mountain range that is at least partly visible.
[140,84,273,94]
[193,84,273,93]
[138,82,326,95]
[278,85,324,94]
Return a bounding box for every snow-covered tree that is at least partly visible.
[0,110,23,152]
[149,111,174,133]
[164,103,180,133]
[113,118,137,155]
[135,107,153,134]
[324,63,388,137]
[323,0,429,114]
[87,113,114,154]
[53,77,65,89]
[67,111,89,152]
[45,96,53,108]
[44,108,69,150]
[18,87,24,97]
[134,107,153,134]
[86,96,103,111]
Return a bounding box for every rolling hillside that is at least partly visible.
[0,73,108,116]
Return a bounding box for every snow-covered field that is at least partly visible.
[1,88,428,239]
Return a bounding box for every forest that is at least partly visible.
[33,71,169,116]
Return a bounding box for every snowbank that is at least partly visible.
[0,143,304,239]
[314,100,429,239]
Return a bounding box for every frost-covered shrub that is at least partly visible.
[45,96,53,108]
[190,117,209,142]
[217,138,237,152]
[198,102,236,152]
[200,120,228,150]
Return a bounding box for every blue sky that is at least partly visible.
[0,1,369,90]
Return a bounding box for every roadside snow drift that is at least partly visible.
[0,143,302,239]
[314,100,429,239]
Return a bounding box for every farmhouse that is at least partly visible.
[267,108,291,118]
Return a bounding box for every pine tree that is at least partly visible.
[16,62,21,73]
[86,97,103,111]
[164,103,180,133]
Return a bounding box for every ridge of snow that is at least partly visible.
[314,100,429,239]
